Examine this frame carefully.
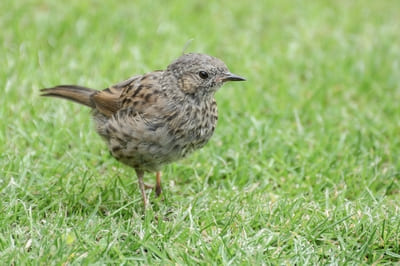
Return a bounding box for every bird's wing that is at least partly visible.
[90,75,146,117]
[95,71,168,145]
[118,70,164,112]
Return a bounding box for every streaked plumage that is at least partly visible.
[41,53,245,208]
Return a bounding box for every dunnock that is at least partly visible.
[41,53,245,208]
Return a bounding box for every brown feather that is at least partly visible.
[91,87,122,117]
[40,85,95,108]
[41,84,127,117]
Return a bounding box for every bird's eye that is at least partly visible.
[198,71,209,79]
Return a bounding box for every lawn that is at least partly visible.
[1,0,400,264]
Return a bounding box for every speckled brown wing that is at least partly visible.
[90,75,142,117]
[91,71,164,118]
[118,71,164,112]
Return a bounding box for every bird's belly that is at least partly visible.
[96,109,217,172]
[107,126,213,172]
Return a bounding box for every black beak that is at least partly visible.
[222,72,246,82]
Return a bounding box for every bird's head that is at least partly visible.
[166,53,245,98]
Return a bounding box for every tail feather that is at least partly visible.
[41,85,96,108]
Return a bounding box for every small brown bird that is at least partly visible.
[41,53,245,208]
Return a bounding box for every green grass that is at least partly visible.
[1,0,400,264]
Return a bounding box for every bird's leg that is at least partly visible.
[135,169,148,208]
[155,171,162,197]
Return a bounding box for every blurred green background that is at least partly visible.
[1,0,399,264]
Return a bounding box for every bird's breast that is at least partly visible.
[169,99,218,152]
